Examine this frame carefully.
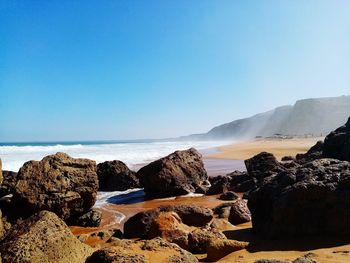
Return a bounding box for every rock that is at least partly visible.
[148,212,190,250]
[123,208,161,238]
[160,204,213,227]
[0,210,93,263]
[137,148,208,196]
[97,160,140,191]
[296,141,324,163]
[86,237,199,263]
[0,171,17,197]
[248,158,350,238]
[206,239,249,261]
[124,204,213,238]
[219,191,239,200]
[207,175,231,195]
[245,152,285,180]
[228,199,251,225]
[188,227,227,253]
[281,156,295,161]
[254,260,288,263]
[13,152,98,220]
[323,117,350,161]
[67,209,102,227]
[293,253,318,263]
[0,209,5,239]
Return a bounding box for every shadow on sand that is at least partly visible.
[223,227,350,253]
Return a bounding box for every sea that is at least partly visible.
[0,139,233,172]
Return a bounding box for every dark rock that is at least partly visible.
[228,200,251,225]
[13,152,98,220]
[207,175,231,195]
[245,152,285,180]
[137,148,209,197]
[123,208,160,238]
[281,156,295,161]
[67,209,102,227]
[219,191,239,201]
[248,158,350,238]
[213,203,235,219]
[0,210,93,263]
[296,141,324,163]
[0,158,2,184]
[0,170,17,197]
[97,160,140,191]
[323,117,350,161]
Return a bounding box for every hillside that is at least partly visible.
[182,95,350,140]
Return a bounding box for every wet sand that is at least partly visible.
[207,137,323,161]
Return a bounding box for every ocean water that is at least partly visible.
[0,140,230,172]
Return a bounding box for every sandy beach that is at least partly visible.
[207,137,323,161]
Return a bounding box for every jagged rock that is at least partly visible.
[228,200,251,225]
[67,209,102,227]
[219,191,239,201]
[248,158,350,238]
[124,205,213,238]
[0,170,17,197]
[296,141,324,163]
[13,152,98,220]
[281,156,295,161]
[323,117,350,161]
[206,239,249,261]
[97,160,140,191]
[0,210,93,263]
[213,203,236,219]
[86,237,199,263]
[137,148,209,196]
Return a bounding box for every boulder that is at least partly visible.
[0,170,17,197]
[188,227,227,253]
[86,237,199,263]
[206,239,249,262]
[213,203,236,219]
[67,209,102,227]
[219,191,239,201]
[124,204,213,238]
[13,152,98,220]
[228,200,251,225]
[137,148,209,196]
[0,210,93,263]
[207,175,231,195]
[323,117,350,161]
[245,152,285,180]
[97,160,140,191]
[248,158,350,238]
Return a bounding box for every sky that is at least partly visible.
[0,0,349,141]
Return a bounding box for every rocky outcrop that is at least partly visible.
[97,160,140,191]
[67,209,102,227]
[124,204,213,238]
[206,239,249,262]
[228,200,251,225]
[13,152,98,220]
[248,158,350,238]
[296,140,324,163]
[86,237,199,263]
[0,170,17,197]
[0,210,93,263]
[323,117,350,161]
[207,175,231,195]
[137,148,209,196]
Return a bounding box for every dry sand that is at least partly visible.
[207,137,323,161]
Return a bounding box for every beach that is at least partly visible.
[207,137,323,160]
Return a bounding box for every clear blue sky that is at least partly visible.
[1,1,349,141]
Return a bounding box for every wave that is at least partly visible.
[0,140,231,172]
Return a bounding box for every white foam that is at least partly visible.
[0,140,229,172]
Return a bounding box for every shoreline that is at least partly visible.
[207,137,323,161]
